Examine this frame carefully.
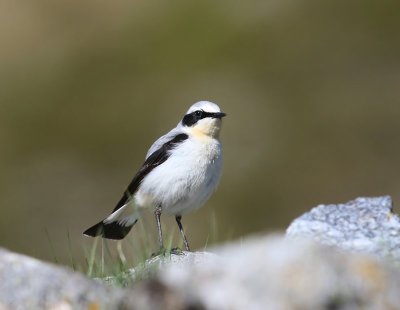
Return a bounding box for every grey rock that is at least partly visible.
[2,234,400,310]
[3,195,400,310]
[100,251,217,286]
[145,251,218,267]
[286,196,400,262]
[0,247,123,310]
[157,235,400,310]
[100,251,220,310]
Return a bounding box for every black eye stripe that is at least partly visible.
[182,110,214,126]
[196,110,213,119]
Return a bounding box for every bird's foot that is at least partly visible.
[150,247,186,258]
[170,247,185,255]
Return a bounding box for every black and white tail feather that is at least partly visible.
[83,133,188,239]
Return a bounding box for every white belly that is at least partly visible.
[134,137,223,215]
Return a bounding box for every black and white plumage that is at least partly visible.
[83,101,226,251]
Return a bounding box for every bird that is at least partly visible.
[83,101,226,253]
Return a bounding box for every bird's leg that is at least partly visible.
[176,215,191,251]
[154,205,164,251]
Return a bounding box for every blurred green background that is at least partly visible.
[1,0,400,266]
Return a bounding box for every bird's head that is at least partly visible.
[181,101,226,139]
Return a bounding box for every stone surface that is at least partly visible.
[101,251,217,286]
[3,196,400,310]
[157,235,400,310]
[0,248,123,310]
[286,196,400,262]
[2,234,400,310]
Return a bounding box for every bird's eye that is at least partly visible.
[195,110,203,117]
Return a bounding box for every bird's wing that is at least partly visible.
[145,126,183,159]
[111,132,188,213]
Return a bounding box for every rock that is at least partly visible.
[3,196,400,310]
[119,278,204,310]
[286,196,400,262]
[100,251,217,286]
[0,247,123,310]
[155,235,400,310]
[145,251,218,267]
[2,234,400,310]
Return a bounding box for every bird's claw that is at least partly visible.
[170,247,185,255]
[150,246,185,258]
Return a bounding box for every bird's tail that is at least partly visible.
[83,204,142,240]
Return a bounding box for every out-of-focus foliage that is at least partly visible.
[1,0,400,265]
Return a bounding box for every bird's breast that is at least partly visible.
[135,137,223,214]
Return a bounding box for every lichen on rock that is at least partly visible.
[286,196,400,263]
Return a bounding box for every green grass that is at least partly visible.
[45,228,59,264]
[82,220,186,286]
[45,213,224,287]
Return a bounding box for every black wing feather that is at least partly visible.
[111,133,188,213]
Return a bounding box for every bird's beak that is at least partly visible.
[211,112,227,119]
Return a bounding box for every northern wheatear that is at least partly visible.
[84,101,226,252]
